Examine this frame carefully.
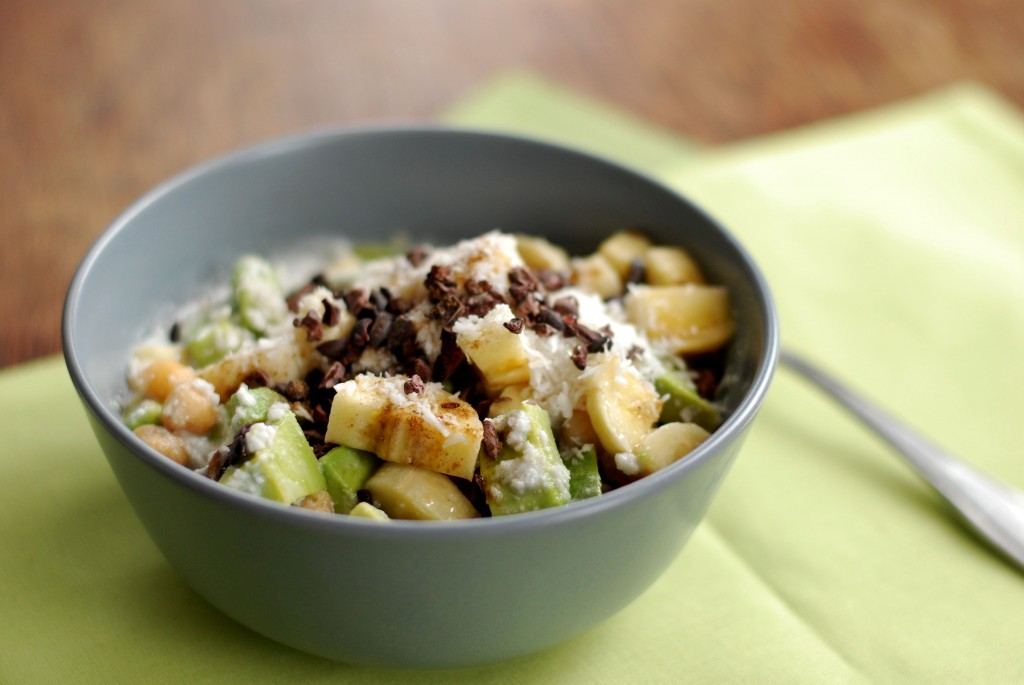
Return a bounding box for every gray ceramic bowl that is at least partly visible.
[63,127,778,668]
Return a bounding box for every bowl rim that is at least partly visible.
[62,124,779,538]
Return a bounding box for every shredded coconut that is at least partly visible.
[407,307,443,362]
[517,332,580,425]
[294,285,334,318]
[350,230,526,300]
[351,346,398,374]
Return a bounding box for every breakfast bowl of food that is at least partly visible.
[63,127,778,668]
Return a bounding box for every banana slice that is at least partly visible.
[643,246,705,286]
[597,230,652,279]
[453,303,531,396]
[570,254,623,299]
[581,353,661,455]
[488,384,532,418]
[624,284,735,354]
[198,328,322,401]
[558,403,602,449]
[326,375,483,480]
[515,234,570,271]
[365,462,480,520]
[323,374,390,452]
[636,422,711,475]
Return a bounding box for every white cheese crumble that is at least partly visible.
[266,402,290,424]
[222,466,267,496]
[505,409,533,449]
[181,434,217,469]
[491,409,571,499]
[614,452,640,476]
[191,377,220,406]
[234,383,256,408]
[245,422,277,453]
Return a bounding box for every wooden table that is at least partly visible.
[3,0,1022,368]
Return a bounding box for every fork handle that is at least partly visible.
[780,348,1024,573]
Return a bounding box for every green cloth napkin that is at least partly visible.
[5,72,1024,683]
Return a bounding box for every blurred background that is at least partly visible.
[2,0,1022,369]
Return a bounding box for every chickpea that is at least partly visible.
[161,381,220,435]
[133,425,190,466]
[138,359,195,402]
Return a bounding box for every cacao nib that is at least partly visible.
[425,265,457,301]
[277,379,309,402]
[465,290,504,317]
[536,307,565,332]
[311,403,330,426]
[507,266,539,293]
[513,295,540,320]
[368,311,394,348]
[369,288,389,313]
[241,369,271,389]
[206,446,230,481]
[538,269,568,291]
[294,310,324,342]
[316,337,347,360]
[321,361,347,389]
[695,368,717,398]
[437,296,466,327]
[410,357,433,383]
[503,317,525,334]
[481,419,501,459]
[386,295,411,315]
[350,318,371,348]
[303,428,326,444]
[342,289,368,316]
[386,315,417,355]
[406,245,430,266]
[403,374,425,395]
[321,298,341,326]
[286,282,318,312]
[571,344,588,370]
[312,442,337,458]
[464,279,491,296]
[626,258,646,285]
[552,295,578,318]
[534,322,556,337]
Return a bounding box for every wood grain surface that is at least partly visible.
[2,0,1022,368]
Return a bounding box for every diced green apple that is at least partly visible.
[479,402,571,516]
[219,411,326,505]
[319,445,380,514]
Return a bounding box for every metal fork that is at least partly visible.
[779,348,1024,573]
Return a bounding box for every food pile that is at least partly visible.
[122,230,734,520]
